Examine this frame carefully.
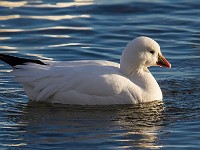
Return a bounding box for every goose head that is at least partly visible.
[120,36,171,75]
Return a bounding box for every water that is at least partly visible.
[0,0,200,149]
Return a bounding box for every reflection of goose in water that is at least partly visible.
[9,101,164,149]
[115,101,164,149]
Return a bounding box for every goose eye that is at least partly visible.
[149,50,155,55]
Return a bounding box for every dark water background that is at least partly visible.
[0,0,200,149]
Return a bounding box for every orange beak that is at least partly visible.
[157,54,171,68]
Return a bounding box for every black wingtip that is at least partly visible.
[0,54,46,67]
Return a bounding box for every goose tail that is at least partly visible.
[0,54,46,68]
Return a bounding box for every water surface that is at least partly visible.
[0,0,200,149]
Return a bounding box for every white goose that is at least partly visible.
[0,36,171,105]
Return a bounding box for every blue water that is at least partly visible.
[0,0,200,149]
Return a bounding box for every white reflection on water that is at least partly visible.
[48,43,88,48]
[0,37,10,40]
[28,0,94,8]
[0,26,92,33]
[0,1,27,8]
[0,15,20,20]
[26,14,90,21]
[0,0,94,8]
[42,34,71,38]
[1,143,27,147]
[0,29,24,33]
[114,102,164,149]
[0,24,92,50]
[35,26,93,31]
[0,14,90,21]
[0,46,17,50]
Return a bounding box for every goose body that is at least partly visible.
[0,36,171,105]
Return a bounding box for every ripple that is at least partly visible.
[0,15,20,20]
[0,14,90,21]
[26,53,53,60]
[0,29,24,33]
[36,26,93,31]
[0,37,10,40]
[42,34,71,38]
[0,45,17,50]
[0,1,27,8]
[25,14,90,21]
[27,0,94,8]
[0,26,92,32]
